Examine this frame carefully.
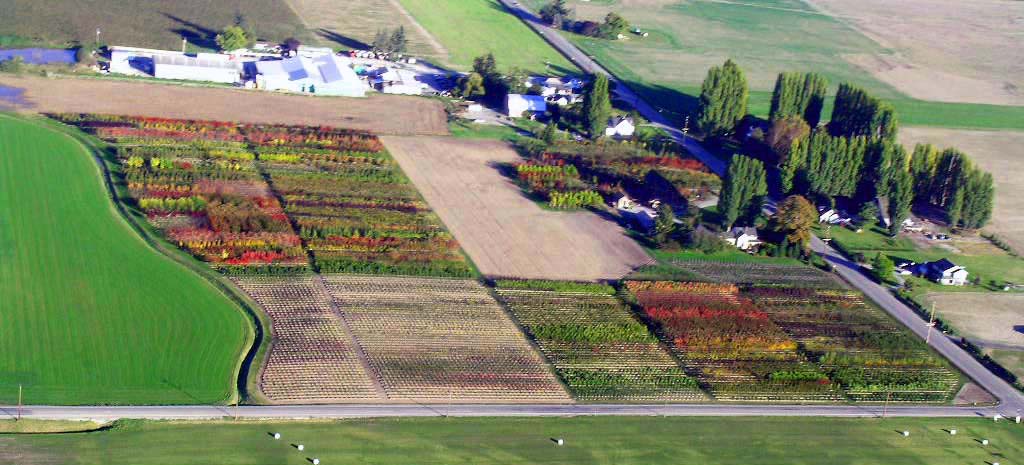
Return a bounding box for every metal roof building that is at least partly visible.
[255,54,366,97]
[153,53,240,83]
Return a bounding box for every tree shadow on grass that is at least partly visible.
[623,80,700,127]
[162,12,218,50]
[315,29,369,50]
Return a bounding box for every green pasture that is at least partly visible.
[546,0,1024,130]
[819,223,1024,293]
[0,0,308,50]
[8,416,1024,464]
[0,115,249,404]
[397,0,578,74]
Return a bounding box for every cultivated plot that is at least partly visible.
[324,275,571,403]
[383,136,653,281]
[495,283,706,402]
[0,75,449,136]
[232,276,381,403]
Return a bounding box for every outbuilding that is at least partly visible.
[153,53,240,83]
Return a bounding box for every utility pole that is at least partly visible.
[882,390,891,418]
[95,28,101,47]
[182,36,188,53]
[17,384,22,421]
[926,302,937,344]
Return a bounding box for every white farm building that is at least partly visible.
[255,54,366,97]
[153,53,239,83]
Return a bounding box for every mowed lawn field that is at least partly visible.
[527,0,1024,130]
[397,0,578,74]
[6,416,1023,464]
[0,0,309,50]
[0,115,248,405]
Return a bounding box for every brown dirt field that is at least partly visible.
[900,127,1024,253]
[923,292,1024,348]
[806,0,1024,106]
[382,136,654,281]
[0,75,448,136]
[952,382,997,406]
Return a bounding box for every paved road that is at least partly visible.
[812,236,1024,415]
[1,403,1015,421]
[498,0,1024,414]
[497,0,726,175]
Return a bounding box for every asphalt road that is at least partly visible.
[1,403,1016,421]
[498,0,726,175]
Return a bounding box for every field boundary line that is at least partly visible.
[389,0,449,59]
[314,275,390,400]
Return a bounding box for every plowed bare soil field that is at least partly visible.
[0,75,448,136]
[382,136,653,281]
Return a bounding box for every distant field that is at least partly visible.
[397,0,578,74]
[0,115,248,404]
[0,0,309,50]
[529,0,1024,129]
[8,417,1024,464]
[283,0,446,58]
[922,293,1024,348]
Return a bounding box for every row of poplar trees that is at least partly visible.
[699,59,994,233]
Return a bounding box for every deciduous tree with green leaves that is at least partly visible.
[697,59,748,137]
[215,25,251,52]
[773,194,817,249]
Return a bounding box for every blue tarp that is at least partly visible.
[0,48,78,64]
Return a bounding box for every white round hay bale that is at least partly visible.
[1016,415,1021,424]
[273,433,281,440]
[312,459,320,465]
[298,444,305,451]
[902,431,909,437]
[556,438,564,446]
[982,439,989,445]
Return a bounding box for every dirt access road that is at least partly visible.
[0,75,449,136]
[383,136,653,281]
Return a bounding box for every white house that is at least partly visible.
[605,116,636,137]
[506,94,547,118]
[255,54,366,97]
[922,259,969,286]
[153,53,240,83]
[722,227,762,251]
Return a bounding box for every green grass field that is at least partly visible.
[397,0,578,74]
[545,0,1024,130]
[0,115,249,405]
[0,0,309,50]
[7,416,1023,464]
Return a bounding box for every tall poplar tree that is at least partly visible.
[584,74,612,140]
[769,72,828,127]
[829,83,898,140]
[717,154,767,229]
[697,59,748,137]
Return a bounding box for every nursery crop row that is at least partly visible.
[324,276,570,403]
[257,143,472,278]
[231,276,381,403]
[56,114,471,277]
[669,260,842,288]
[629,281,960,403]
[495,281,706,402]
